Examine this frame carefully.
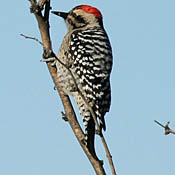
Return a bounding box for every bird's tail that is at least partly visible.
[74,93,100,160]
[84,116,99,160]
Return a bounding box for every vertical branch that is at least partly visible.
[100,135,117,175]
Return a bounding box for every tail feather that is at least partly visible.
[85,117,99,160]
[100,116,106,131]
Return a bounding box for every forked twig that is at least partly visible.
[154,120,175,135]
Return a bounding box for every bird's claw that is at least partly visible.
[40,57,57,66]
[95,129,102,136]
[61,111,69,122]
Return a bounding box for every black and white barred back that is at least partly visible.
[53,5,113,159]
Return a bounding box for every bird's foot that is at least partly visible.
[40,57,57,66]
[99,159,104,166]
[61,111,69,122]
[82,138,86,145]
[95,129,102,136]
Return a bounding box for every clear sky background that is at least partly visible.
[1,0,175,175]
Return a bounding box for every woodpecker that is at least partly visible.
[51,5,113,159]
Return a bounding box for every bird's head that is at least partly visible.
[52,5,103,31]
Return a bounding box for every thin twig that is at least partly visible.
[154,120,166,128]
[100,135,116,175]
[20,33,43,46]
[154,120,175,135]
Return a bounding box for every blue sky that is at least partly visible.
[1,0,175,175]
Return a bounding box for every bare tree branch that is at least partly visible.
[100,135,117,175]
[20,34,43,46]
[27,0,106,175]
[154,120,175,135]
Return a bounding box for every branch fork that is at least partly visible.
[154,120,175,135]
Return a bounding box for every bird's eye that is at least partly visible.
[72,12,78,18]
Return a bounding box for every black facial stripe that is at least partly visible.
[67,17,87,29]
[67,18,76,29]
[71,12,88,25]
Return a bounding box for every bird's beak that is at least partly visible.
[51,11,68,20]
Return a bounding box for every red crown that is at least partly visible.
[75,5,102,18]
